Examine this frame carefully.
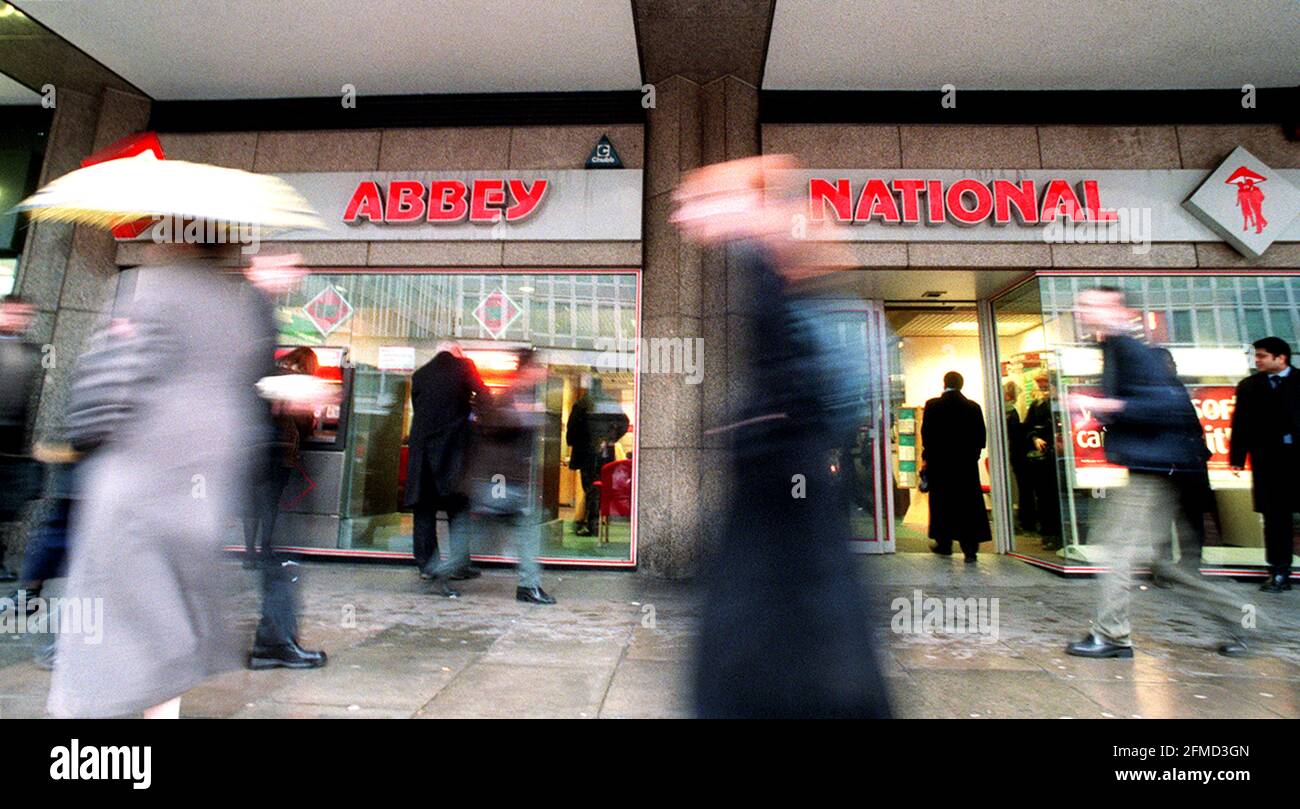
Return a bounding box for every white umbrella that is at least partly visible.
[14,150,324,233]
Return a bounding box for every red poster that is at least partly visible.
[1066,384,1241,472]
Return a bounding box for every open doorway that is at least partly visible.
[884,303,994,554]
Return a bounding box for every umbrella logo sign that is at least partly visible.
[1183,145,1300,259]
[473,288,521,338]
[1225,166,1268,234]
[303,284,353,337]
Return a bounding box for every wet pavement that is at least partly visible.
[1,554,1297,718]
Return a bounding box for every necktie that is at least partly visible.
[1271,375,1282,390]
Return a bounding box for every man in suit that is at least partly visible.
[1022,371,1063,548]
[921,371,991,563]
[0,295,42,582]
[1066,287,1258,659]
[1229,336,1299,594]
[566,387,599,537]
[404,344,488,598]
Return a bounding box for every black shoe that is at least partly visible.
[574,526,594,537]
[247,640,328,670]
[449,567,482,581]
[516,586,556,605]
[1065,634,1134,658]
[929,542,953,556]
[964,553,978,564]
[0,566,16,582]
[1260,574,1292,593]
[430,579,460,599]
[1218,638,1250,658]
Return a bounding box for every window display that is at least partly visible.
[269,270,639,566]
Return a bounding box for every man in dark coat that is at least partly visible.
[673,156,890,718]
[1065,287,1260,660]
[921,371,991,562]
[1022,372,1063,547]
[1229,336,1300,593]
[0,295,43,582]
[565,388,599,536]
[405,345,488,597]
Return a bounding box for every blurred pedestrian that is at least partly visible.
[1229,336,1299,593]
[0,294,43,581]
[405,343,488,597]
[52,241,269,717]
[1065,286,1259,659]
[462,349,555,604]
[1151,347,1216,575]
[243,257,328,670]
[0,439,78,632]
[673,155,890,718]
[921,371,991,563]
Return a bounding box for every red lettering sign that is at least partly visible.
[342,178,549,225]
[805,176,1112,227]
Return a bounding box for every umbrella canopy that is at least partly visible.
[14,151,324,233]
[1225,165,1267,184]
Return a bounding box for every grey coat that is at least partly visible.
[48,260,270,718]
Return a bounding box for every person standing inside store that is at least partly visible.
[405,343,488,598]
[1022,371,1063,548]
[921,371,991,563]
[672,155,890,718]
[1229,336,1299,594]
[1002,381,1032,532]
[1065,286,1259,659]
[0,295,43,582]
[566,385,600,537]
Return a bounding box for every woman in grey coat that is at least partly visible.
[49,245,272,718]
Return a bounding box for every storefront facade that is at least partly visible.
[758,120,1300,577]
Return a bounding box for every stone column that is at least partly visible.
[8,87,150,561]
[637,74,759,577]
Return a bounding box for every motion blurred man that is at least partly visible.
[1229,336,1299,593]
[1065,287,1258,659]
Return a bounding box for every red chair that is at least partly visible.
[592,459,633,543]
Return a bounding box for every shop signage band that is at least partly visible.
[776,166,1300,251]
[272,169,643,241]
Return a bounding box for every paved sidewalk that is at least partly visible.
[1,555,1297,718]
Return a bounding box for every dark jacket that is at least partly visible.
[0,336,42,457]
[1229,366,1300,513]
[565,393,595,470]
[695,242,888,719]
[1098,334,1206,473]
[403,352,488,508]
[922,389,992,543]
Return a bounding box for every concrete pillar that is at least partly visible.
[637,74,759,577]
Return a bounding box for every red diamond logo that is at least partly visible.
[303,284,353,337]
[473,288,521,338]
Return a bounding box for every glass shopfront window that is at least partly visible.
[994,274,1298,570]
[270,270,639,566]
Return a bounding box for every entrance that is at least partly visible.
[879,303,996,554]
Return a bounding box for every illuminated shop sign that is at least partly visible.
[343,178,549,224]
[808,176,1115,225]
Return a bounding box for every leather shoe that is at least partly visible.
[929,542,953,556]
[247,640,328,670]
[1065,634,1133,658]
[1218,638,1250,658]
[449,567,482,581]
[964,553,977,563]
[516,586,556,605]
[1260,574,1292,593]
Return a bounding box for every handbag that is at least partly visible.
[65,319,165,453]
